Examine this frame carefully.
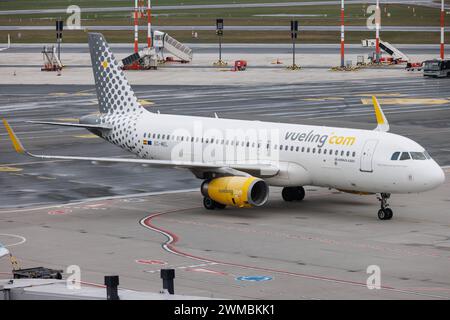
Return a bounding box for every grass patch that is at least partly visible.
[1,29,446,44]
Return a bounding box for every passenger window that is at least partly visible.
[346,151,350,157]
[400,152,411,160]
[307,148,310,153]
[285,145,289,151]
[312,148,316,153]
[335,150,338,156]
[290,146,294,151]
[296,146,299,152]
[391,152,400,160]
[144,133,147,138]
[280,145,283,150]
[352,151,356,157]
[302,147,305,152]
[329,150,333,155]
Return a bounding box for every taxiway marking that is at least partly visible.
[0,234,27,247]
[140,209,450,299]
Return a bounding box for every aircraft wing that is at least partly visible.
[3,119,279,178]
[27,120,112,130]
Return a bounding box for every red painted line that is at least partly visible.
[140,209,449,299]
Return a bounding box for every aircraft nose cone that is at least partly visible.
[429,164,445,189]
[436,166,446,186]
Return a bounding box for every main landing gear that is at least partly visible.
[203,197,226,210]
[377,193,393,220]
[282,186,305,202]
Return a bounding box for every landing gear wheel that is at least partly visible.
[203,197,226,210]
[377,193,393,220]
[378,209,386,220]
[282,188,295,202]
[384,208,393,220]
[215,202,226,210]
[203,197,216,210]
[296,186,305,201]
[282,186,306,202]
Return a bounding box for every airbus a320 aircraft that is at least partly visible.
[3,33,445,220]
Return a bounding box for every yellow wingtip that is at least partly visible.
[372,96,385,125]
[2,119,25,154]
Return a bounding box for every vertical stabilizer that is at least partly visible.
[88,33,141,114]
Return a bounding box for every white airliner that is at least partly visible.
[3,33,445,220]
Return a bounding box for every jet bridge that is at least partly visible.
[362,39,410,63]
[154,31,193,63]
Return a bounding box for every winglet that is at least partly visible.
[372,96,390,132]
[2,119,26,154]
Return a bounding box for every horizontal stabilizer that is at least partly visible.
[27,121,112,130]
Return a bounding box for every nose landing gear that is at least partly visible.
[377,193,393,220]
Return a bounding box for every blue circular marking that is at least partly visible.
[236,275,272,282]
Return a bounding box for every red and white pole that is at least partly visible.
[441,0,445,59]
[375,0,381,63]
[340,0,345,68]
[134,0,139,53]
[147,0,152,48]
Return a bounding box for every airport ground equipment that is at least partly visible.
[121,47,158,70]
[362,39,409,64]
[13,267,63,279]
[153,31,193,63]
[41,46,63,71]
[105,275,119,300]
[160,269,175,294]
[405,62,423,72]
[423,59,450,77]
[233,60,247,71]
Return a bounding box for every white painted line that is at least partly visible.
[0,189,198,213]
[0,234,27,247]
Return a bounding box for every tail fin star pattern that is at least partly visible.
[88,32,141,115]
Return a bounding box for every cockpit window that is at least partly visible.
[399,152,411,160]
[410,152,427,160]
[424,151,431,159]
[391,152,400,160]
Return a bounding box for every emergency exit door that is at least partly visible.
[360,140,378,172]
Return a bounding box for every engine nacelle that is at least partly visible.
[201,176,269,208]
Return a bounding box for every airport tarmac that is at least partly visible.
[0,71,449,299]
[0,177,449,299]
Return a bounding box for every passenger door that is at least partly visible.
[360,140,379,172]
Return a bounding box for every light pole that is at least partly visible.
[441,0,445,59]
[215,18,226,66]
[290,20,299,69]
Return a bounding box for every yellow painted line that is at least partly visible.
[358,93,403,97]
[73,134,98,139]
[49,92,68,96]
[73,92,92,96]
[138,99,154,106]
[0,166,23,172]
[361,98,450,105]
[54,118,78,122]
